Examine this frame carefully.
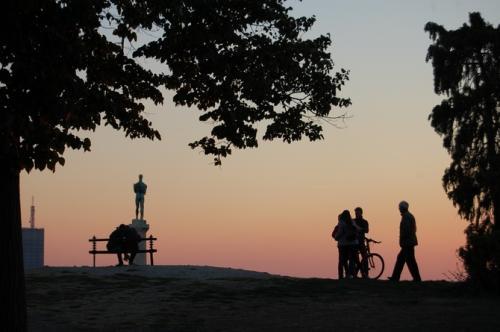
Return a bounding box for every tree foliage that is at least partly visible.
[425,12,500,287]
[1,0,350,171]
[1,0,349,330]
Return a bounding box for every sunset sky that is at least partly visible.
[20,0,500,279]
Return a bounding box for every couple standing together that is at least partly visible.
[333,207,369,279]
[333,201,422,281]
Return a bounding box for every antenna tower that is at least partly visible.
[29,196,35,229]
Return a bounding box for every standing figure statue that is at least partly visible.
[133,174,147,220]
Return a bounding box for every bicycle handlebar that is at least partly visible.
[365,238,381,244]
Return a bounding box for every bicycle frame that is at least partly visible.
[357,237,383,279]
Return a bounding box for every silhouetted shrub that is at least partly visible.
[459,218,500,291]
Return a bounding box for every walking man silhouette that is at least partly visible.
[389,201,422,282]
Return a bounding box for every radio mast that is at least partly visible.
[29,196,35,229]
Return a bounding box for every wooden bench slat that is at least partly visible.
[89,238,157,242]
[89,250,157,254]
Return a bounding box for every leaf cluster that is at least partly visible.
[1,0,162,171]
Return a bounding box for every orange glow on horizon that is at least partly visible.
[19,0,498,281]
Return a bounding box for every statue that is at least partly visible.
[133,174,147,220]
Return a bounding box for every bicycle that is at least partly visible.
[355,237,385,280]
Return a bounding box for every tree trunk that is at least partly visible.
[494,194,500,230]
[0,157,26,331]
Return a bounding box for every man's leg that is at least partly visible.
[338,247,347,279]
[390,248,406,281]
[405,246,422,282]
[338,247,344,279]
[128,244,139,265]
[135,199,139,219]
[347,246,358,278]
[129,251,137,265]
[116,253,124,266]
[351,245,361,278]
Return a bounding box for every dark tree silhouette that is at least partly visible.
[425,13,500,287]
[1,1,349,329]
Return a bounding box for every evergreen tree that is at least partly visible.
[425,12,500,287]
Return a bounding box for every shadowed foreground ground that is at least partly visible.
[26,266,499,331]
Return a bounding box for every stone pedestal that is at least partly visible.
[130,219,149,265]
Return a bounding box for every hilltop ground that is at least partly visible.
[26,266,499,331]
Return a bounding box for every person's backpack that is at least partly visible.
[332,225,339,240]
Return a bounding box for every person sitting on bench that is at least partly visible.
[107,224,141,266]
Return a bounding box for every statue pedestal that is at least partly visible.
[130,219,149,265]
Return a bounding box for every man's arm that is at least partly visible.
[363,219,369,234]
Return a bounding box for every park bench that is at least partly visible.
[88,235,157,267]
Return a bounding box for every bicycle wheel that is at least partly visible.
[361,253,384,280]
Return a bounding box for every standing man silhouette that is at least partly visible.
[389,201,422,282]
[134,174,147,220]
[353,207,369,277]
